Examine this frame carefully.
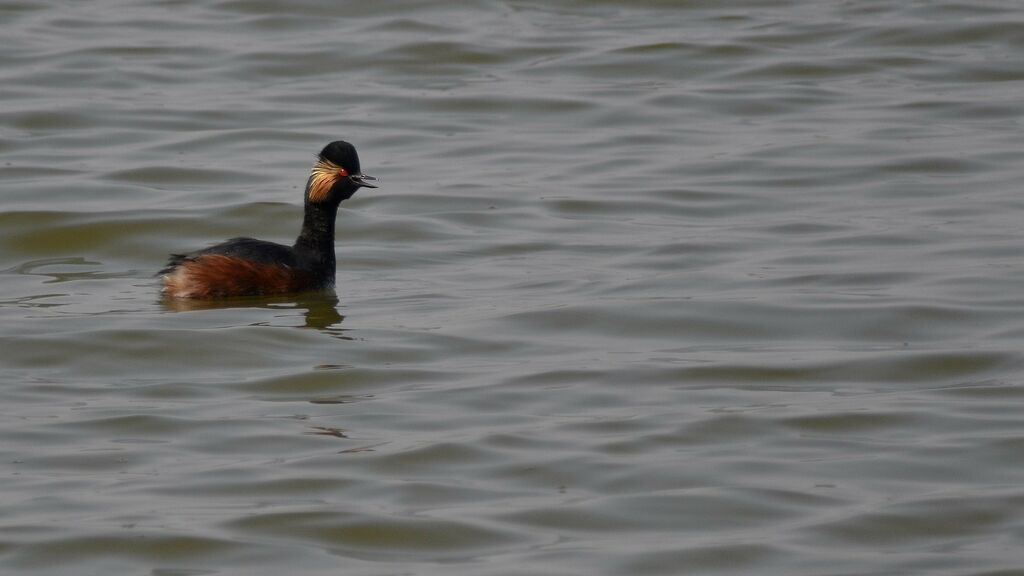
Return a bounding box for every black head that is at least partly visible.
[319,141,362,173]
[307,140,378,204]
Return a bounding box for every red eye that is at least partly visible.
[338,168,349,177]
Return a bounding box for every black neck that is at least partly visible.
[293,197,340,284]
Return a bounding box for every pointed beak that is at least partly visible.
[350,173,378,189]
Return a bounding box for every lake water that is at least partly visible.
[3,1,1024,574]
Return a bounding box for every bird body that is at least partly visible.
[161,141,376,299]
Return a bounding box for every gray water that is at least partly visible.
[3,1,1024,574]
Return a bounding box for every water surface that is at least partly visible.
[3,1,1024,574]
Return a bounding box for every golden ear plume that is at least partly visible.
[308,159,347,203]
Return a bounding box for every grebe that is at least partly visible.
[160,140,377,298]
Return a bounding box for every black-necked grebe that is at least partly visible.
[160,140,377,298]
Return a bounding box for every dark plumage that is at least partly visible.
[161,140,377,299]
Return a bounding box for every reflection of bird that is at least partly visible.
[161,141,377,298]
[160,292,347,337]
